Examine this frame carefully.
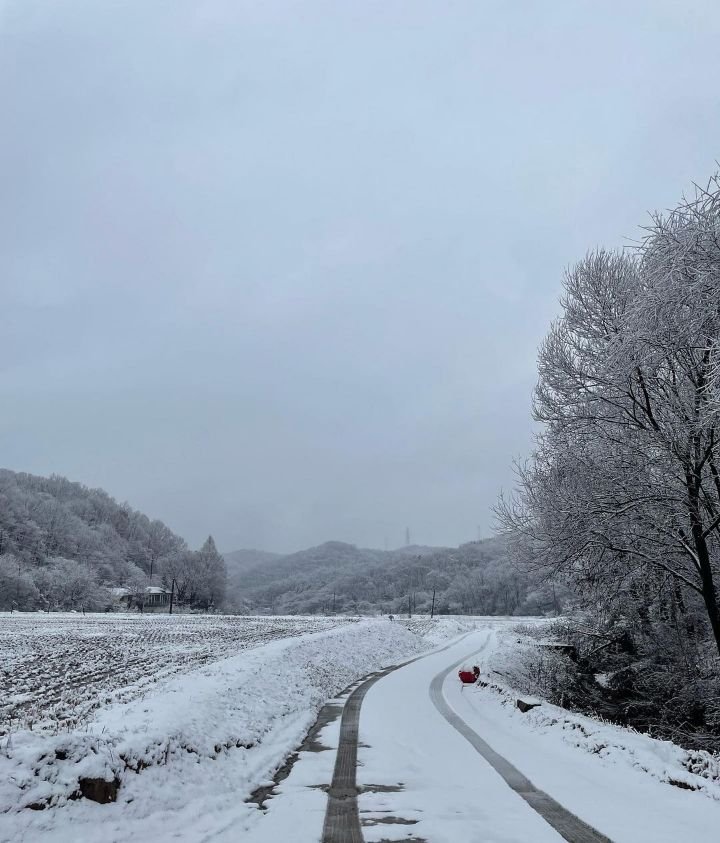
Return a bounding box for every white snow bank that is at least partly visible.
[485,628,720,799]
[396,615,476,648]
[1,616,470,842]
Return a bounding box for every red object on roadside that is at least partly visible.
[458,670,476,684]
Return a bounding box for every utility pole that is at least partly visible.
[405,527,410,547]
[430,588,436,619]
[408,593,412,618]
[169,578,176,615]
[332,591,336,614]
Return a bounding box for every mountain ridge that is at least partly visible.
[222,536,561,616]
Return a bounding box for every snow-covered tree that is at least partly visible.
[0,469,189,610]
[34,558,108,611]
[497,176,720,746]
[193,536,227,610]
[0,554,38,610]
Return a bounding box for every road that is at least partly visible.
[345,625,607,843]
[427,646,610,843]
[243,623,719,843]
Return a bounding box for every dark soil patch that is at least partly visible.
[359,783,404,793]
[361,816,419,826]
[78,776,120,804]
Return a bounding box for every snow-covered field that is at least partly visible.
[0,612,472,842]
[0,612,354,733]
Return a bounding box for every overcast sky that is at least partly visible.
[2,1,720,553]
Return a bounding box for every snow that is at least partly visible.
[245,621,720,843]
[0,612,355,733]
[356,621,564,843]
[0,614,473,842]
[484,626,720,798]
[449,627,720,842]
[3,615,719,842]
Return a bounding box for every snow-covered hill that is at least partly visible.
[224,537,561,616]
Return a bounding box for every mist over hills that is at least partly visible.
[0,467,557,618]
[224,548,281,573]
[223,537,560,616]
[223,548,281,609]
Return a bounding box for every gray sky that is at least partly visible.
[2,1,720,553]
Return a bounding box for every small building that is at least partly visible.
[108,585,171,611]
[143,586,170,607]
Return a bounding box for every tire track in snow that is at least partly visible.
[321,631,475,843]
[429,653,613,843]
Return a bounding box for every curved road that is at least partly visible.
[322,626,612,843]
[429,652,611,843]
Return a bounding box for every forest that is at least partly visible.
[223,538,562,616]
[0,470,226,612]
[498,175,720,751]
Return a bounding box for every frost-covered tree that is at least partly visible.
[499,206,720,656]
[497,175,720,746]
[34,558,108,611]
[158,537,226,610]
[0,469,189,609]
[193,536,227,609]
[159,550,197,605]
[0,554,38,610]
[147,519,185,580]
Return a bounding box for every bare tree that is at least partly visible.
[497,179,720,659]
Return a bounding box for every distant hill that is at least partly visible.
[0,467,559,617]
[222,537,561,616]
[0,469,185,582]
[0,469,224,612]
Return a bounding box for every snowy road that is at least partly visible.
[427,648,609,843]
[355,625,582,842]
[321,632,476,843]
[246,621,720,843]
